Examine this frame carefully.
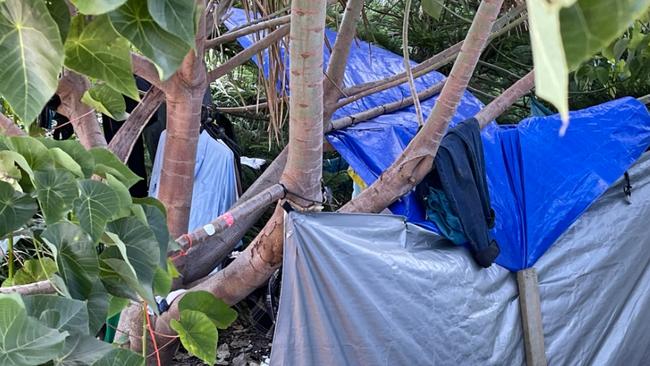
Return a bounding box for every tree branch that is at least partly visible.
[206,14,291,48]
[0,280,55,295]
[131,53,164,90]
[0,112,25,136]
[475,70,534,127]
[207,24,290,82]
[56,70,108,149]
[323,0,364,119]
[107,87,166,162]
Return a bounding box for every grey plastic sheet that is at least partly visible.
[271,153,650,365]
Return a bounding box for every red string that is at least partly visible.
[144,302,162,366]
[170,234,193,261]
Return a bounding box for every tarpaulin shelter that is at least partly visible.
[225,8,650,365]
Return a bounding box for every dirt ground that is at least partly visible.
[172,318,273,366]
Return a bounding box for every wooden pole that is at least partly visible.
[517,268,548,366]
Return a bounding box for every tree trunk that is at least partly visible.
[56,70,107,149]
[157,9,208,238]
[152,0,328,361]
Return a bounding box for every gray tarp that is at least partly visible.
[271,153,650,365]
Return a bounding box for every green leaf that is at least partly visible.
[24,294,89,335]
[130,203,147,224]
[0,151,22,190]
[153,267,171,296]
[527,0,575,129]
[422,0,444,20]
[90,147,141,188]
[82,83,128,121]
[42,222,99,299]
[34,169,79,224]
[12,258,58,285]
[107,296,129,318]
[53,334,113,366]
[178,291,238,330]
[92,348,144,366]
[71,0,127,15]
[64,15,139,100]
[40,139,95,178]
[133,197,166,217]
[147,0,197,47]
[105,217,160,305]
[110,0,191,80]
[9,136,53,171]
[170,310,218,365]
[0,181,37,238]
[46,0,71,42]
[0,150,33,180]
[87,280,109,335]
[0,294,68,366]
[74,179,121,242]
[141,202,170,268]
[0,0,64,125]
[560,0,650,70]
[49,147,85,178]
[106,173,132,219]
[99,252,147,304]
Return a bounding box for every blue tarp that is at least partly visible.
[225,9,650,271]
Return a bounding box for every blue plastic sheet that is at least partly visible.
[224,9,650,271]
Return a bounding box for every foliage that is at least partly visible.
[0,136,237,364]
[0,0,198,127]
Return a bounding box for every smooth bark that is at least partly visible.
[475,70,535,127]
[206,14,291,48]
[107,87,165,162]
[56,71,107,149]
[157,3,208,239]
[0,113,25,136]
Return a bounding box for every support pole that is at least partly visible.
[517,268,548,366]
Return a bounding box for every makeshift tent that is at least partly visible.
[149,130,238,233]
[225,9,650,270]
[273,153,650,365]
[224,9,650,365]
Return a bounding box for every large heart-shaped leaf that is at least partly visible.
[0,181,37,238]
[110,0,190,80]
[65,15,139,100]
[73,179,121,243]
[104,217,160,305]
[82,83,128,121]
[147,0,197,47]
[40,139,95,178]
[46,0,71,42]
[90,147,141,188]
[106,174,132,220]
[11,258,58,285]
[24,294,89,335]
[71,0,127,15]
[42,222,99,299]
[0,0,64,125]
[34,169,79,224]
[49,147,84,178]
[527,0,575,130]
[86,280,109,335]
[9,136,53,171]
[141,202,170,268]
[0,294,68,366]
[178,291,238,330]
[170,310,218,365]
[92,348,144,366]
[53,334,113,366]
[99,250,150,305]
[561,0,650,70]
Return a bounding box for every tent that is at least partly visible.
[225,9,650,365]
